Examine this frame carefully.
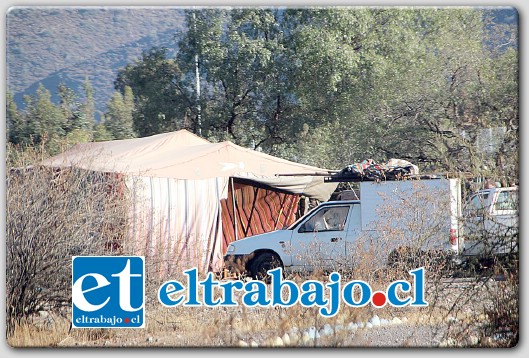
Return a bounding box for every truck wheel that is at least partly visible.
[250,252,282,283]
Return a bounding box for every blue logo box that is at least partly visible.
[72,256,145,328]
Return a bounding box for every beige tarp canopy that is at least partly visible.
[41,130,337,274]
[42,130,336,201]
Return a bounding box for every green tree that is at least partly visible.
[93,114,115,142]
[57,82,82,131]
[285,8,518,178]
[115,48,190,136]
[104,86,136,139]
[23,84,67,154]
[6,91,25,145]
[178,8,308,151]
[80,77,96,131]
[357,9,519,180]
[56,82,91,147]
[8,82,99,151]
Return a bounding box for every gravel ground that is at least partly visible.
[347,323,446,347]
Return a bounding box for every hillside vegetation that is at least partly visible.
[7,7,185,115]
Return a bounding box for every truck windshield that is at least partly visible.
[287,205,320,230]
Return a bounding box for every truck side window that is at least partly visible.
[494,191,518,211]
[298,206,350,233]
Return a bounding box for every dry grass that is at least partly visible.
[7,312,116,348]
[5,269,441,348]
[7,262,516,348]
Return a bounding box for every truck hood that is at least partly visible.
[227,230,293,256]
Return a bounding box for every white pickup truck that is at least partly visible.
[224,178,464,280]
[461,186,519,263]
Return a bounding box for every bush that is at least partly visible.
[6,145,130,337]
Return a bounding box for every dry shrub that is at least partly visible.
[6,144,130,339]
[423,186,519,347]
[436,254,519,348]
[480,261,519,347]
[8,312,115,347]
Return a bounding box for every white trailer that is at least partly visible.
[359,178,463,258]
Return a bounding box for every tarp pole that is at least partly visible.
[231,177,238,241]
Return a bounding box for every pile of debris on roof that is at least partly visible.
[329,158,420,182]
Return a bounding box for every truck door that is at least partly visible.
[463,191,490,256]
[343,204,362,263]
[289,204,351,271]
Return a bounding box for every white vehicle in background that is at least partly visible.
[224,178,464,280]
[461,186,519,265]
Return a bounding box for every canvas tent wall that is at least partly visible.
[41,130,337,274]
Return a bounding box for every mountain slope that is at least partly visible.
[7,6,186,117]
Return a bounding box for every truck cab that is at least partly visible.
[223,200,362,280]
[462,186,519,259]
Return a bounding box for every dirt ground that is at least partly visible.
[40,274,508,349]
[7,263,517,350]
